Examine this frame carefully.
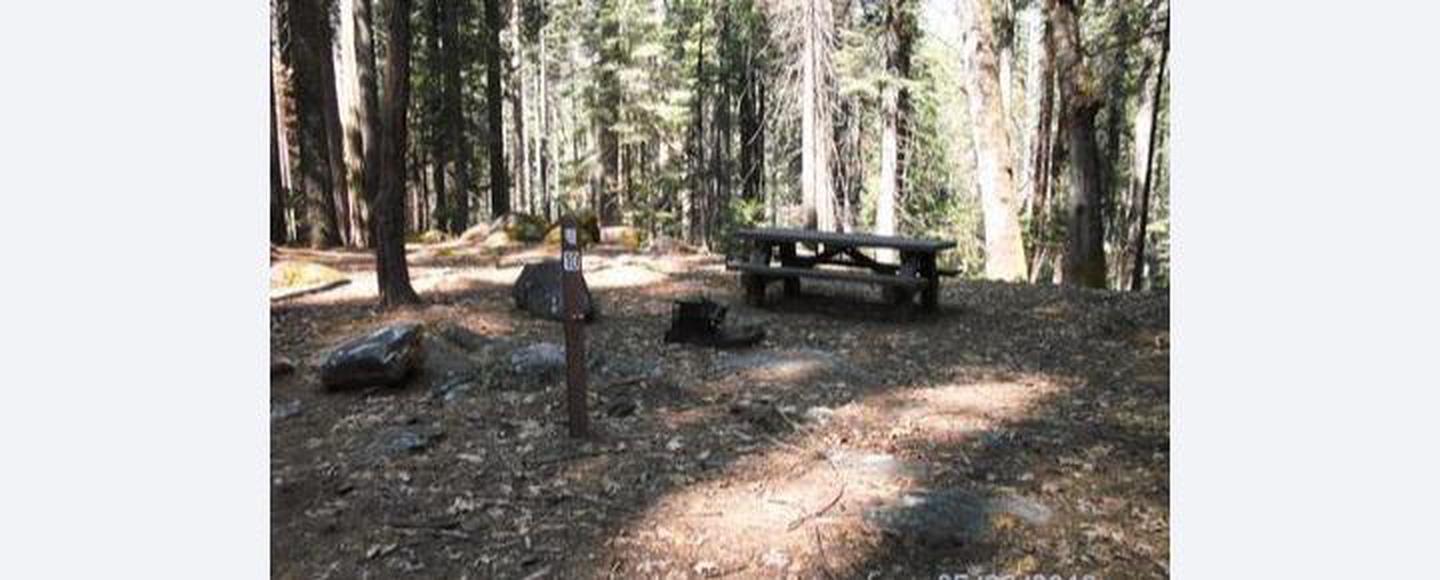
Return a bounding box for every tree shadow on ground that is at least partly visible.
[269,249,1168,579]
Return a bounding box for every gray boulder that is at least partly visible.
[864,488,1052,545]
[511,260,596,321]
[510,342,566,376]
[506,341,605,387]
[319,323,425,390]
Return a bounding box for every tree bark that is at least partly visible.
[443,0,471,232]
[1131,33,1167,291]
[1050,0,1106,288]
[271,70,289,245]
[800,0,834,231]
[375,0,421,305]
[1027,8,1055,281]
[285,0,343,248]
[961,0,1028,281]
[319,9,352,247]
[338,0,374,247]
[532,32,547,221]
[738,43,763,204]
[687,12,706,242]
[509,0,531,218]
[426,0,449,234]
[346,0,381,248]
[875,1,908,260]
[483,0,510,217]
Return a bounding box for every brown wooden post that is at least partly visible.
[559,215,589,437]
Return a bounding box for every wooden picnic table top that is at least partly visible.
[735,227,957,252]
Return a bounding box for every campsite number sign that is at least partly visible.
[559,216,589,437]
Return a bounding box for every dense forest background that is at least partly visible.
[270,0,1170,304]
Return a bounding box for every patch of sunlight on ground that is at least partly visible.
[610,378,1059,574]
[270,260,348,289]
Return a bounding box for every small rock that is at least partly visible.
[371,426,444,457]
[803,406,835,426]
[606,397,638,418]
[693,561,720,577]
[761,549,789,569]
[432,375,478,403]
[271,356,295,377]
[666,437,684,451]
[510,342,565,374]
[271,400,302,421]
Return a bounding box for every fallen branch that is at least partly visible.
[787,483,846,531]
[602,375,648,389]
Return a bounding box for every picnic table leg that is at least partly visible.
[888,252,920,309]
[778,242,801,298]
[741,241,772,306]
[920,253,939,311]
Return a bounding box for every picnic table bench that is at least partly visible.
[725,227,958,312]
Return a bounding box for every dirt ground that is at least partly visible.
[270,240,1169,580]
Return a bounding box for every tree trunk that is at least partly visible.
[877,82,898,255]
[895,2,914,208]
[346,0,381,248]
[338,0,374,247]
[539,31,553,220]
[286,0,343,248]
[1027,9,1055,281]
[509,0,531,218]
[961,0,1028,281]
[443,0,470,232]
[875,1,909,260]
[375,0,421,305]
[710,7,733,245]
[1131,34,1168,291]
[1050,0,1106,288]
[320,13,352,247]
[424,0,448,234]
[738,45,762,204]
[273,2,301,242]
[271,70,289,245]
[483,0,509,217]
[800,0,835,231]
[687,14,706,242]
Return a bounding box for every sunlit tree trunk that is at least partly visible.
[875,1,909,260]
[539,31,553,220]
[962,0,1028,281]
[510,0,531,218]
[319,10,352,247]
[272,1,300,241]
[1050,0,1106,288]
[1026,8,1055,282]
[738,43,763,204]
[339,0,379,248]
[375,0,420,305]
[483,0,510,217]
[800,0,834,231]
[338,0,374,247]
[1132,34,1168,291]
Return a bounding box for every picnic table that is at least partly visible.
[725,227,957,312]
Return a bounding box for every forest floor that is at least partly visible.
[270,239,1170,580]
